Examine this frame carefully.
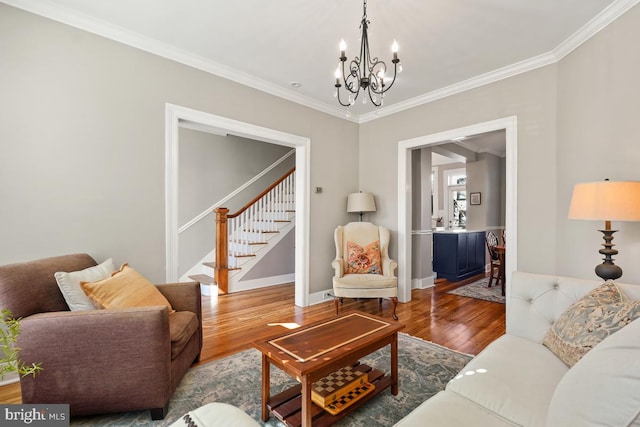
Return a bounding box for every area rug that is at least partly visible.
[71,333,472,426]
[446,277,505,303]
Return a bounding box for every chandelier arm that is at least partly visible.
[366,86,382,107]
[335,86,352,107]
[369,61,399,94]
[342,59,361,95]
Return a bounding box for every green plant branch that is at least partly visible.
[0,309,42,379]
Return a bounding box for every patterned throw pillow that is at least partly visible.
[542,280,640,367]
[345,240,382,274]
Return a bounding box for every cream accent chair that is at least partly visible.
[331,222,398,320]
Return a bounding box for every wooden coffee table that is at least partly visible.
[252,310,403,427]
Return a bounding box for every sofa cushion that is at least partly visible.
[54,258,115,311]
[333,273,398,298]
[345,240,382,274]
[333,274,397,288]
[393,391,518,427]
[446,334,568,427]
[170,311,199,360]
[81,264,174,313]
[542,280,640,367]
[547,317,640,427]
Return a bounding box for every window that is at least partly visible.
[443,168,466,229]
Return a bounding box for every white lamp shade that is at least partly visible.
[568,181,640,221]
[347,192,376,213]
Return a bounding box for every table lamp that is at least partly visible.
[568,179,640,280]
[347,192,376,221]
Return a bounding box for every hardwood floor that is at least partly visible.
[0,273,505,404]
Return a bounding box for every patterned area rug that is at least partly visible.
[71,333,472,426]
[446,277,505,303]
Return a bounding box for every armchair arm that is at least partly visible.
[382,258,398,278]
[17,307,171,415]
[331,258,344,278]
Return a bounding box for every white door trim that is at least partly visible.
[165,103,311,307]
[397,116,518,302]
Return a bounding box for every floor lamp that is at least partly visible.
[568,180,640,280]
[347,192,376,221]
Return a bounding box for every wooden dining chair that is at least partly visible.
[485,231,501,288]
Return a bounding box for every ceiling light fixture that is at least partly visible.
[333,0,402,112]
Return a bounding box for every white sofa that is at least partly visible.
[395,271,640,427]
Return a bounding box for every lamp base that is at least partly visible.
[595,227,623,281]
[595,263,622,281]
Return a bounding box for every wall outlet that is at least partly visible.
[324,291,333,298]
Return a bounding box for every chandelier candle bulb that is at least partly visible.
[392,40,399,59]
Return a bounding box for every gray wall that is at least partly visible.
[178,129,293,224]
[466,153,505,231]
[178,128,293,276]
[0,4,358,294]
[360,63,559,278]
[411,148,433,281]
[555,4,640,281]
[360,2,640,284]
[241,227,295,281]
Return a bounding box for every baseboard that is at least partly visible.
[412,276,435,289]
[0,371,18,386]
[230,273,295,293]
[308,289,335,306]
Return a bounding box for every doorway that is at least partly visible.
[165,103,311,307]
[397,116,518,302]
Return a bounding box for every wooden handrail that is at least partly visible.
[228,167,295,219]
[214,167,295,295]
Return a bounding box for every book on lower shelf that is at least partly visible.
[311,365,369,407]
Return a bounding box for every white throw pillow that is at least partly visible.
[55,258,115,311]
[546,317,640,426]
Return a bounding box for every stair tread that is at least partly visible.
[202,262,241,270]
[229,240,268,245]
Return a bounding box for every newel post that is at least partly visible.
[214,207,229,295]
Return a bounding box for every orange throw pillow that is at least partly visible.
[81,264,174,313]
[345,240,382,274]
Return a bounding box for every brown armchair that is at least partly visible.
[0,254,202,420]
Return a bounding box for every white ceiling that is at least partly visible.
[5,0,637,122]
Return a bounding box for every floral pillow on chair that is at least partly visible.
[345,240,382,274]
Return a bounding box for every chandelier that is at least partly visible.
[334,0,402,110]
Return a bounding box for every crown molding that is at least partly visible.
[357,0,640,123]
[1,0,358,123]
[3,0,637,125]
[358,51,557,123]
[553,0,640,60]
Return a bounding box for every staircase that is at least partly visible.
[188,167,295,295]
